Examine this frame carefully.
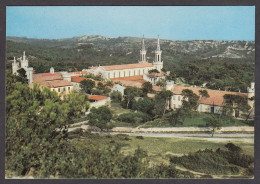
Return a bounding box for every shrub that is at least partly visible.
[118,112,151,125]
[136,136,144,140]
[225,143,242,153]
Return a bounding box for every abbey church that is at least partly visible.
[87,36,164,80]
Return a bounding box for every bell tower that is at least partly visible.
[139,35,147,63]
[21,51,29,69]
[153,35,163,72]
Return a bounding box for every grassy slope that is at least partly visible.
[70,133,254,178]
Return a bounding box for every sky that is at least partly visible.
[6,6,255,41]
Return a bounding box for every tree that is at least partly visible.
[17,68,28,83]
[181,89,199,113]
[166,71,177,82]
[205,115,221,137]
[132,97,155,115]
[142,82,153,96]
[223,94,250,118]
[63,91,90,122]
[105,80,114,87]
[148,69,159,74]
[199,89,209,98]
[156,79,166,87]
[97,82,105,90]
[155,89,173,118]
[123,87,142,109]
[80,79,95,94]
[87,106,114,131]
[167,108,188,126]
[110,91,122,102]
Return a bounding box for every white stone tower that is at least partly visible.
[247,82,255,114]
[26,67,34,84]
[50,67,55,74]
[12,57,19,75]
[153,35,163,72]
[139,35,147,63]
[166,80,175,91]
[20,51,29,69]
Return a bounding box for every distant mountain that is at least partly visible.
[7,35,255,60]
[6,35,255,73]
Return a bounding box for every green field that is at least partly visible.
[70,132,254,165]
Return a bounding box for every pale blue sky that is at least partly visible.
[6,6,255,41]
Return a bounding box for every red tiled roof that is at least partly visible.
[100,62,153,71]
[113,80,143,88]
[111,75,146,83]
[71,76,89,83]
[69,71,88,75]
[88,95,108,101]
[146,72,165,78]
[172,85,248,106]
[152,86,163,92]
[33,72,63,81]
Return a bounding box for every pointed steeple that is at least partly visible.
[141,34,146,51]
[156,35,161,51]
[23,51,26,61]
[139,35,147,63]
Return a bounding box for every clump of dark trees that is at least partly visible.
[169,59,254,93]
[170,143,254,177]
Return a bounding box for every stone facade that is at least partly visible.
[12,51,34,84]
[87,36,164,80]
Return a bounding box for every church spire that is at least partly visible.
[139,35,147,63]
[141,34,146,51]
[156,35,161,51]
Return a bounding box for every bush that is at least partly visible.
[118,112,151,125]
[169,147,253,176]
[110,91,122,102]
[225,143,242,153]
[116,134,131,141]
[136,136,144,140]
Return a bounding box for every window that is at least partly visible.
[58,88,60,92]
[139,70,140,75]
[53,89,55,91]
[173,96,175,100]
[200,105,202,111]
[134,70,136,76]
[114,72,115,78]
[143,69,145,73]
[211,106,214,113]
[63,88,65,92]
[68,87,70,91]
[178,96,180,101]
[124,71,126,77]
[108,73,110,79]
[129,71,131,76]
[119,72,120,78]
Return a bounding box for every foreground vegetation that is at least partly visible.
[6,71,254,178]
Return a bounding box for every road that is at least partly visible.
[92,131,254,143]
